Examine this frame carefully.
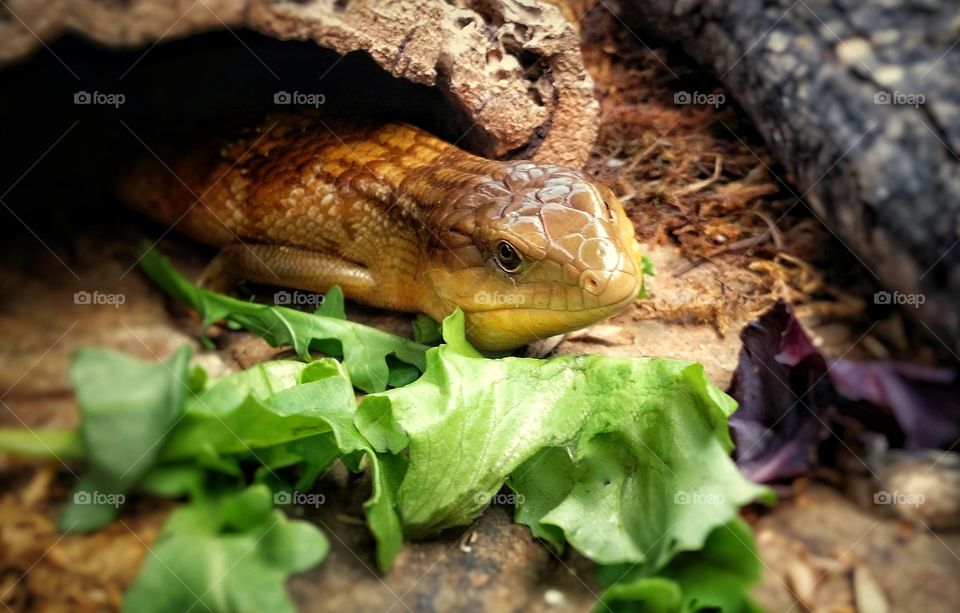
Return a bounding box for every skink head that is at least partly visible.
[423,162,644,350]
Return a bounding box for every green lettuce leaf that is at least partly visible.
[638,254,656,299]
[124,484,328,613]
[160,358,359,463]
[364,451,407,572]
[357,311,770,571]
[155,354,404,572]
[61,345,194,532]
[139,248,427,393]
[4,250,769,605]
[597,518,763,612]
[0,427,84,459]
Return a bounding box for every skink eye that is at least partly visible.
[495,240,523,273]
[603,199,617,222]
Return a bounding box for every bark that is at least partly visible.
[0,0,598,167]
[626,0,960,350]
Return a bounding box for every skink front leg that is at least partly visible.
[198,244,377,299]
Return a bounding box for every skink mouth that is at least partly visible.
[461,279,638,350]
[460,268,639,315]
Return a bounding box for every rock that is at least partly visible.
[875,450,960,531]
[854,566,890,613]
[564,324,635,346]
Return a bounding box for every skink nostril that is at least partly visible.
[581,271,601,295]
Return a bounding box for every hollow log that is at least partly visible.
[0,0,598,167]
[627,0,960,350]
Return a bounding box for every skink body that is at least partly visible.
[119,114,643,350]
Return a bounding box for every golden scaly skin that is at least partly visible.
[119,114,644,350]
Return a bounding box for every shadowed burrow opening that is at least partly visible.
[0,29,466,233]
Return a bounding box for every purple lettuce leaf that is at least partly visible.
[828,360,960,449]
[727,302,834,482]
[727,301,960,483]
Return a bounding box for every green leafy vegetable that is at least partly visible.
[357,311,771,571]
[597,519,763,612]
[411,314,442,344]
[139,248,427,392]
[61,345,194,532]
[363,451,407,571]
[0,427,84,459]
[0,253,770,611]
[160,358,358,463]
[638,254,656,299]
[124,484,328,613]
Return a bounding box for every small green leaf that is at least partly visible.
[364,452,406,572]
[598,577,681,613]
[597,519,764,613]
[354,396,408,455]
[507,447,573,552]
[412,314,442,344]
[0,427,84,459]
[160,359,357,462]
[641,254,656,276]
[61,345,193,532]
[124,486,329,613]
[314,286,346,320]
[140,465,207,499]
[638,254,656,299]
[139,248,427,392]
